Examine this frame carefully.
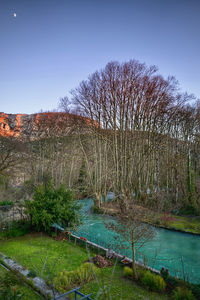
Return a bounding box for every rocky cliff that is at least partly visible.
[0,112,96,139]
[0,112,26,137]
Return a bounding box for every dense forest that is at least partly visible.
[0,60,199,215]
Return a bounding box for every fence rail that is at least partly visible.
[55,287,92,300]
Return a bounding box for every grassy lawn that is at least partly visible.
[0,234,90,279]
[168,216,200,234]
[0,264,41,300]
[0,234,170,300]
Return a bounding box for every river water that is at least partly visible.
[72,198,200,284]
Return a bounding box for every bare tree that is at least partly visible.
[0,136,27,177]
[70,60,195,210]
[107,200,154,279]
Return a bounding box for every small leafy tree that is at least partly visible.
[107,201,154,279]
[25,180,81,232]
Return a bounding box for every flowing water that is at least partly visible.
[72,198,200,284]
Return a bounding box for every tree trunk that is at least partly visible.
[95,192,101,208]
[131,234,138,279]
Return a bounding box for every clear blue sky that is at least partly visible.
[0,0,200,114]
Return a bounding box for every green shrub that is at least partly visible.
[25,180,81,232]
[160,267,169,280]
[1,220,32,239]
[0,287,24,300]
[93,205,103,214]
[155,219,161,225]
[153,274,166,292]
[189,283,200,299]
[80,262,98,282]
[136,267,146,280]
[141,270,166,292]
[53,270,74,292]
[123,266,133,278]
[0,271,19,288]
[0,272,24,299]
[54,263,98,292]
[165,275,179,289]
[179,205,199,216]
[141,270,153,289]
[76,262,97,283]
[0,200,13,206]
[27,269,37,278]
[173,286,195,300]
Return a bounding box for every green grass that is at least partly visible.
[152,214,200,234]
[80,265,169,300]
[0,234,90,279]
[0,265,41,300]
[145,213,200,234]
[169,216,200,234]
[0,234,170,299]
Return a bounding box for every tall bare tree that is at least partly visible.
[71,60,195,210]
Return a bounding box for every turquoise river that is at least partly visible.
[72,198,200,284]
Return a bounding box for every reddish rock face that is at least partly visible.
[0,112,99,139]
[0,112,26,137]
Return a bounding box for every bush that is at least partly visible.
[27,269,37,278]
[50,232,57,238]
[54,263,98,292]
[54,270,75,292]
[0,271,24,299]
[155,219,161,225]
[189,283,200,299]
[179,205,199,216]
[165,275,180,289]
[25,180,81,232]
[153,274,166,292]
[123,266,133,278]
[141,270,166,292]
[136,267,146,280]
[0,287,24,300]
[0,200,13,206]
[141,270,153,289]
[160,267,169,280]
[173,286,195,300]
[76,262,97,283]
[0,220,32,239]
[93,205,103,214]
[160,213,174,225]
[0,271,19,289]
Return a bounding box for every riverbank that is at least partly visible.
[98,203,200,235]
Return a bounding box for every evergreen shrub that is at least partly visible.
[25,180,81,232]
